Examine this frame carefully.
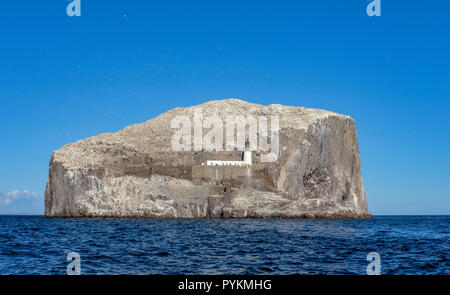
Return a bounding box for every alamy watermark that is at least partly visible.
[66,0,81,17]
[170,108,279,163]
[366,0,381,17]
[64,251,381,274]
[65,1,380,18]
[366,252,381,275]
[66,252,81,275]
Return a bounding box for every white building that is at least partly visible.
[206,160,246,166]
[205,140,252,166]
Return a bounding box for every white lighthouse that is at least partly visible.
[243,139,252,166]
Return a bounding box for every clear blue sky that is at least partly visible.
[0,1,449,215]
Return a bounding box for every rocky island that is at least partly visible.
[45,99,370,218]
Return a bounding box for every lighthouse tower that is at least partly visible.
[243,139,252,166]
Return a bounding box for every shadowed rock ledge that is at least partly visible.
[45,99,370,218]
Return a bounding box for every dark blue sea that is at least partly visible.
[0,215,448,275]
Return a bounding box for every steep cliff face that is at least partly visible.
[45,99,370,218]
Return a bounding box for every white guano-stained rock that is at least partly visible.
[45,99,370,218]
